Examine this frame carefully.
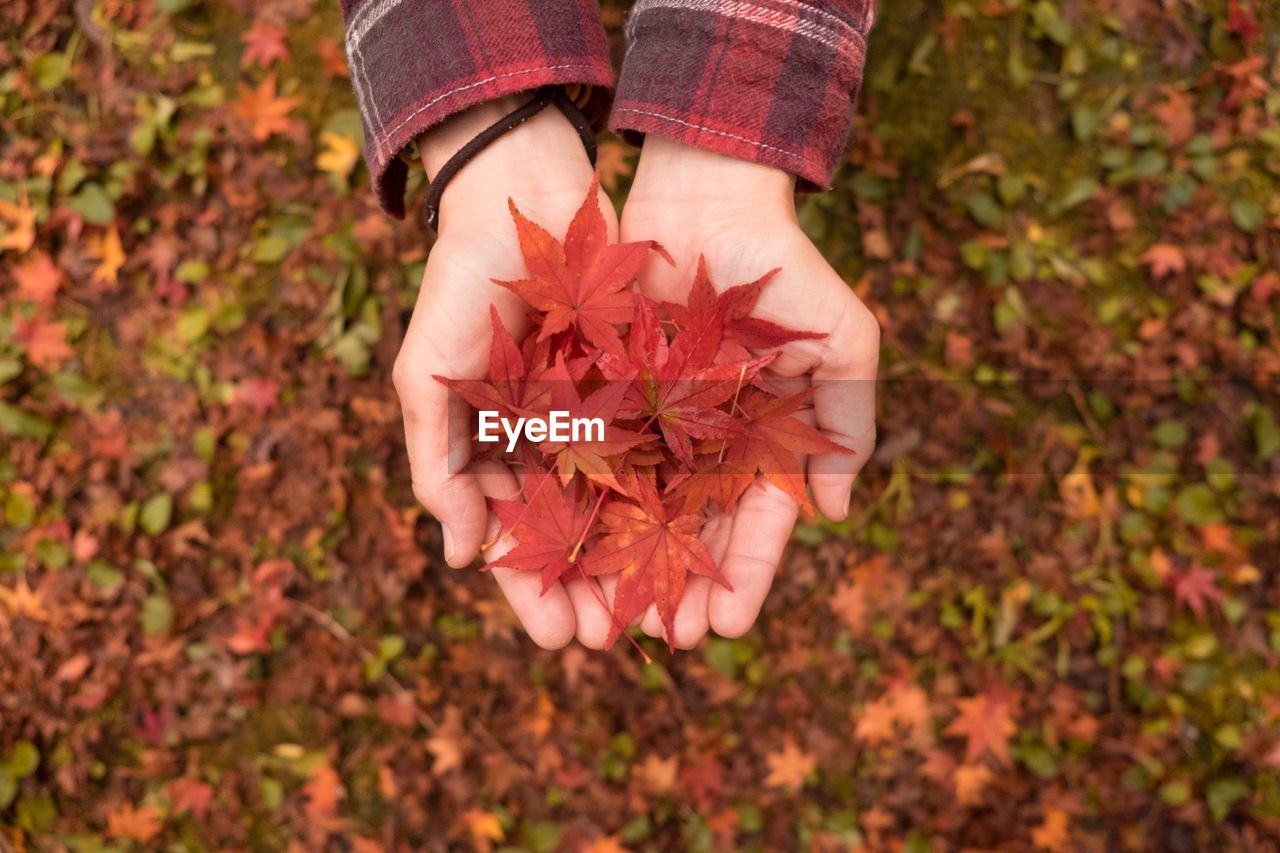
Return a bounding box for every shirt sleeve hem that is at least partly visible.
[368,64,616,219]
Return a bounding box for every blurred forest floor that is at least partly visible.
[2,0,1280,850]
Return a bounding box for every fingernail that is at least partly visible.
[442,524,455,563]
[841,491,851,519]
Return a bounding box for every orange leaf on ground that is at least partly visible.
[830,554,907,636]
[854,678,931,747]
[315,37,349,77]
[302,764,344,821]
[1140,243,1186,279]
[953,763,994,806]
[168,777,214,820]
[54,652,92,683]
[106,803,163,843]
[426,706,466,775]
[633,753,678,795]
[235,73,302,141]
[0,195,36,253]
[459,808,505,844]
[0,579,50,621]
[90,226,125,289]
[11,252,62,304]
[582,835,629,853]
[595,138,633,193]
[1152,87,1196,147]
[945,688,1018,765]
[14,313,72,368]
[1032,804,1071,851]
[763,740,816,791]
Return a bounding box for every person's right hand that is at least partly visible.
[393,95,617,649]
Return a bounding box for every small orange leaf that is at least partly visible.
[0,194,37,253]
[106,803,163,843]
[633,753,678,795]
[460,808,504,844]
[763,740,816,791]
[13,313,72,368]
[1140,243,1186,279]
[11,252,62,304]
[0,578,50,622]
[945,688,1018,765]
[953,763,994,806]
[301,764,344,821]
[235,73,302,141]
[90,226,125,289]
[1031,804,1071,851]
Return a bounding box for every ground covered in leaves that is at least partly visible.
[2,0,1279,850]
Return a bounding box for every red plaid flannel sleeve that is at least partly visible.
[341,0,615,218]
[611,0,876,190]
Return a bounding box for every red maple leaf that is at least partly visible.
[236,377,280,414]
[677,755,725,811]
[439,306,546,421]
[582,473,730,649]
[241,20,290,69]
[167,777,214,820]
[666,456,757,516]
[494,177,666,356]
[1226,0,1261,45]
[1170,564,1224,618]
[663,257,823,369]
[602,294,776,464]
[533,353,653,492]
[490,469,595,593]
[718,387,850,514]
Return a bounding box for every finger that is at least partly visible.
[641,603,661,639]
[396,351,489,568]
[477,463,577,650]
[809,302,879,521]
[563,572,614,650]
[709,481,798,639]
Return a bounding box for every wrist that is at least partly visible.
[416,93,597,231]
[628,135,797,215]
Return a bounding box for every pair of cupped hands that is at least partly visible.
[394,96,879,650]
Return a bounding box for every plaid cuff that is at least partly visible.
[611,0,875,191]
[342,0,615,219]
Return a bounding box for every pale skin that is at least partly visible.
[393,97,879,650]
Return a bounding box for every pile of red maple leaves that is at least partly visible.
[440,182,849,649]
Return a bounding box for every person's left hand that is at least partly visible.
[617,136,880,647]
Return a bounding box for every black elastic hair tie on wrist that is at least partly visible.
[423,87,598,233]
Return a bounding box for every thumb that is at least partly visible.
[808,297,879,520]
[394,356,489,567]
